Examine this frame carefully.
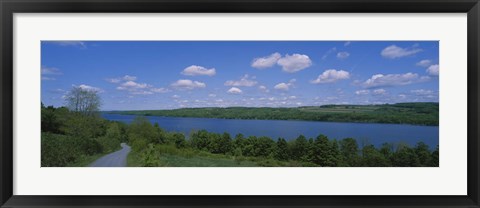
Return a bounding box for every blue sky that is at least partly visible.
[41,41,439,110]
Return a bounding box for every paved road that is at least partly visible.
[89,143,131,167]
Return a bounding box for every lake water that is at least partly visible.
[102,113,439,148]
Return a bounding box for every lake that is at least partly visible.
[102,113,439,148]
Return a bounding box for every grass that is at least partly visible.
[67,153,106,167]
[127,151,143,167]
[156,154,258,167]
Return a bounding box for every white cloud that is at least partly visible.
[227,87,243,94]
[130,91,154,95]
[258,85,269,93]
[106,75,137,83]
[274,79,296,91]
[123,75,137,81]
[274,83,290,91]
[117,81,150,90]
[251,52,281,69]
[416,59,432,67]
[344,41,351,47]
[181,65,216,76]
[172,95,180,99]
[373,89,387,95]
[277,54,312,73]
[426,64,439,76]
[225,74,257,87]
[76,84,103,92]
[311,69,350,84]
[337,52,350,59]
[41,66,62,75]
[171,79,206,90]
[381,45,422,59]
[362,72,424,88]
[355,90,370,95]
[208,94,217,97]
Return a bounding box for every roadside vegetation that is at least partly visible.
[111,102,439,126]
[41,86,125,167]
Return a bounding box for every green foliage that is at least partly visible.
[41,105,122,167]
[274,138,289,161]
[41,133,103,167]
[392,144,421,167]
[339,138,360,167]
[361,145,391,167]
[114,102,439,126]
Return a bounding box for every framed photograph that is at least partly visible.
[1,0,479,207]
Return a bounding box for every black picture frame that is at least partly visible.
[1,0,479,207]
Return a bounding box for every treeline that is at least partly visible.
[41,103,125,166]
[113,102,439,126]
[127,116,439,167]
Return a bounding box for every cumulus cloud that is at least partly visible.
[311,69,350,84]
[274,83,290,91]
[274,79,296,91]
[355,90,369,95]
[227,87,243,94]
[117,81,150,91]
[362,72,425,88]
[251,52,281,69]
[337,52,350,59]
[381,45,422,59]
[224,74,257,87]
[107,75,169,95]
[277,54,312,73]
[171,79,206,90]
[75,84,103,92]
[416,59,432,67]
[426,64,439,76]
[181,65,216,76]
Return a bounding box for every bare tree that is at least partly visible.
[65,86,102,116]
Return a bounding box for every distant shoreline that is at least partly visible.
[104,102,439,126]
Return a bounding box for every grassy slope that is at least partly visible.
[127,151,258,167]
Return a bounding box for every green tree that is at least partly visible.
[361,145,391,167]
[414,142,432,166]
[339,138,360,167]
[64,86,102,116]
[392,144,420,167]
[290,135,308,161]
[275,138,289,161]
